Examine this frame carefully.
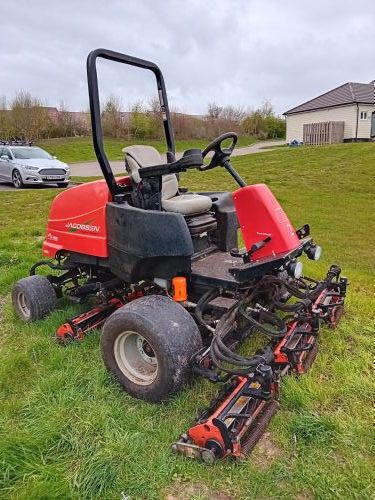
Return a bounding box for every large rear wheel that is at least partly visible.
[101,295,202,402]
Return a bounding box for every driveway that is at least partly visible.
[0,141,285,190]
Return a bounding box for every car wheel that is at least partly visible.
[12,169,24,189]
[101,295,203,402]
[57,182,69,188]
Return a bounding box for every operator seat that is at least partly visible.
[123,145,212,215]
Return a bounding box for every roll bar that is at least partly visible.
[86,48,176,199]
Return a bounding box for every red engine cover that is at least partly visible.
[233,184,300,260]
[42,177,130,259]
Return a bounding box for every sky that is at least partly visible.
[1,0,374,116]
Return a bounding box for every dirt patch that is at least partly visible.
[251,432,283,470]
[295,491,313,500]
[345,336,357,352]
[165,480,232,500]
[332,450,346,465]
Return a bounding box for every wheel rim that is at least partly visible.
[114,331,158,385]
[17,291,31,319]
[13,171,22,188]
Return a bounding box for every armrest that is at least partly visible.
[139,150,203,179]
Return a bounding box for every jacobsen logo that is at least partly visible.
[66,220,100,233]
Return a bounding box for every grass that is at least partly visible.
[0,142,374,499]
[37,136,258,164]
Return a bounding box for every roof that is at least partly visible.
[0,140,33,146]
[284,81,375,115]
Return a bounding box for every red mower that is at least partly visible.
[12,49,348,463]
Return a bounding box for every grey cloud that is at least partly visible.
[1,0,374,115]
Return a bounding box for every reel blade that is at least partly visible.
[241,400,280,457]
[302,341,318,372]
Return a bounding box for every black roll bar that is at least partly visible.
[86,48,176,199]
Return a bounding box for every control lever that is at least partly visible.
[230,236,271,263]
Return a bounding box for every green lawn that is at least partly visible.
[0,143,374,499]
[37,136,258,164]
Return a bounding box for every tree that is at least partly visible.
[207,102,223,119]
[243,110,264,137]
[10,91,52,140]
[221,105,246,123]
[263,115,286,139]
[259,100,274,118]
[52,101,75,137]
[146,96,163,140]
[102,95,125,138]
[0,96,12,139]
[129,101,157,139]
[242,101,285,139]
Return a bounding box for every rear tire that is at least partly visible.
[12,275,57,321]
[101,295,202,402]
[12,169,24,189]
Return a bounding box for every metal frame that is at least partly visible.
[86,48,176,199]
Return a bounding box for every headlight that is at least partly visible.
[306,244,322,261]
[25,166,39,171]
[288,260,303,279]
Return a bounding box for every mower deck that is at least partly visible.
[172,265,348,463]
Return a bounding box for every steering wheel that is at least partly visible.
[200,132,238,171]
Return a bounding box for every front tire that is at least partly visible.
[101,295,202,402]
[12,169,24,189]
[12,275,57,321]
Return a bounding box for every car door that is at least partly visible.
[0,147,13,181]
[0,148,8,180]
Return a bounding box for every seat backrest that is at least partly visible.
[123,145,178,200]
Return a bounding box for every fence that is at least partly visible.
[303,121,344,145]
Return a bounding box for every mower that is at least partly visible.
[12,49,348,463]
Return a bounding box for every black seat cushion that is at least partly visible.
[185,212,217,236]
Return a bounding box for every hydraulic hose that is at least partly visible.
[210,303,279,375]
[195,288,221,332]
[207,270,338,376]
[238,304,287,338]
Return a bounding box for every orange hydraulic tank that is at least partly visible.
[172,277,188,302]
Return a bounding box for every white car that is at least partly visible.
[0,143,70,188]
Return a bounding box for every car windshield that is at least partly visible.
[11,147,52,160]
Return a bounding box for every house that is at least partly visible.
[284,81,375,144]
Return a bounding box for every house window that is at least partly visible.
[360,111,368,120]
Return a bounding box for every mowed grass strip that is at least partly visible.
[0,143,374,499]
[37,135,257,164]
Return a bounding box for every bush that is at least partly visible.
[129,102,161,140]
[243,102,285,139]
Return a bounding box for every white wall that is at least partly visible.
[285,104,374,142]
